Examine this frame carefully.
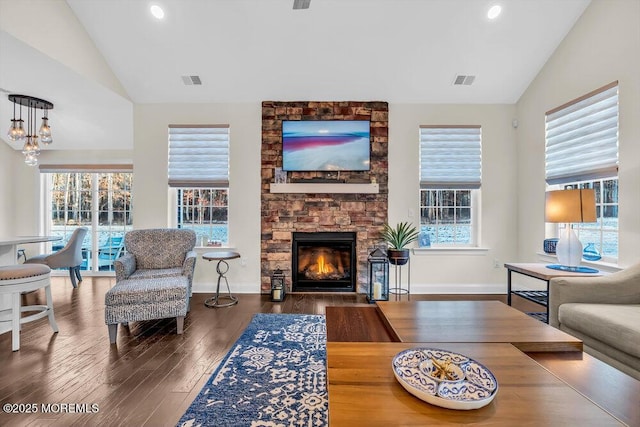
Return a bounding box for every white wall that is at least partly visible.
[0,142,17,236]
[133,103,262,293]
[516,0,640,268]
[389,104,518,293]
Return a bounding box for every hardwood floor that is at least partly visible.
[0,276,536,427]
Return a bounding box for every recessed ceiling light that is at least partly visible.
[150,4,165,20]
[487,5,502,20]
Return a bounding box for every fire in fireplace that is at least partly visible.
[292,232,356,292]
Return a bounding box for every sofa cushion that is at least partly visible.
[105,276,188,305]
[559,303,640,359]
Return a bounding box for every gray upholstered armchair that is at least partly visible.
[105,228,197,344]
[114,228,197,291]
[25,227,88,288]
[549,262,640,380]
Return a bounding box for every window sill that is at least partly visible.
[412,247,490,256]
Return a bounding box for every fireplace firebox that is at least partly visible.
[292,232,356,292]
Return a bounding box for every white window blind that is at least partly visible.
[419,126,481,189]
[545,81,619,185]
[168,125,230,188]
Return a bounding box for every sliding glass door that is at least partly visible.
[45,172,133,272]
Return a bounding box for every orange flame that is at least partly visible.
[317,255,330,274]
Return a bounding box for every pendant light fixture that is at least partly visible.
[6,94,54,166]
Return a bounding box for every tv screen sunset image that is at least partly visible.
[282,120,370,171]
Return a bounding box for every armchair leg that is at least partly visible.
[108,324,118,344]
[176,316,184,334]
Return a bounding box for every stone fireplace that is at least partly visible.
[260,101,389,294]
[292,232,356,292]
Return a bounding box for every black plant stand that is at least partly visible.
[388,257,410,296]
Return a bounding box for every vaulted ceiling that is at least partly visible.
[1,0,591,151]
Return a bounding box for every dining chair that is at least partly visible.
[24,227,89,288]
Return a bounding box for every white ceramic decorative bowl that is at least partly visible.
[392,347,498,410]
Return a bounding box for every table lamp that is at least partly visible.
[545,189,597,272]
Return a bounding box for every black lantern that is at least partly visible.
[367,248,389,303]
[271,266,286,302]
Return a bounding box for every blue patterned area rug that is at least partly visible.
[177,313,328,427]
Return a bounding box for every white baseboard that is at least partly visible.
[408,283,505,294]
[192,281,261,294]
[192,281,506,295]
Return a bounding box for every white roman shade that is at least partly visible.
[545,81,619,185]
[419,125,482,189]
[168,125,230,188]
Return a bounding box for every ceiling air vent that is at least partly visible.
[181,75,202,85]
[453,75,476,86]
[293,0,310,9]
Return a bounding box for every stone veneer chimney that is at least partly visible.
[260,101,389,293]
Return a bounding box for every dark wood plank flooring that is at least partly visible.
[0,276,538,426]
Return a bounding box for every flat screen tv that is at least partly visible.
[282,120,370,171]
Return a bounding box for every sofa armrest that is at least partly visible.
[549,263,640,327]
[114,253,136,281]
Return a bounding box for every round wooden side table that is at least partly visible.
[202,251,241,308]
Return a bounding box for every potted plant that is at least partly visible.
[381,221,419,265]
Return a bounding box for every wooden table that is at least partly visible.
[504,262,604,322]
[326,302,640,426]
[375,300,582,352]
[327,342,623,426]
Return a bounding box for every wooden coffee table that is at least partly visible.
[375,300,582,352]
[327,342,623,426]
[326,301,639,426]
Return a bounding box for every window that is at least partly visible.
[42,168,133,272]
[419,126,481,246]
[560,179,618,259]
[176,188,228,244]
[545,82,619,259]
[169,125,229,245]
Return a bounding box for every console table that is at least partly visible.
[504,263,604,323]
